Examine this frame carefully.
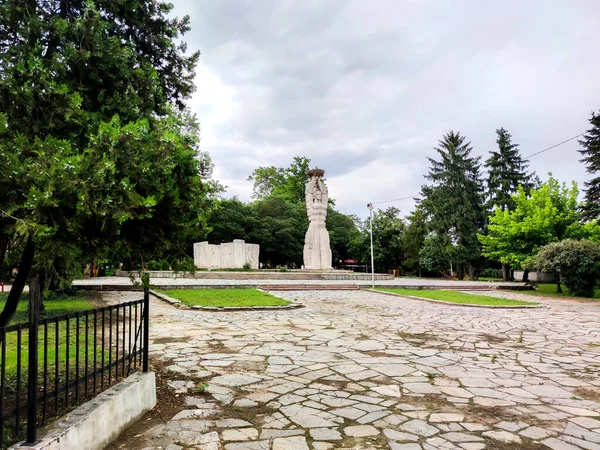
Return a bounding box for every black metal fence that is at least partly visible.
[0,289,149,448]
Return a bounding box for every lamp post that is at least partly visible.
[367,203,375,288]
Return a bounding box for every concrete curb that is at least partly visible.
[149,289,304,311]
[367,289,542,309]
[9,372,156,450]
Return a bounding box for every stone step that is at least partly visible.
[260,284,360,291]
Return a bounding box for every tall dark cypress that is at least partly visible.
[579,111,600,220]
[485,128,535,211]
[420,131,485,280]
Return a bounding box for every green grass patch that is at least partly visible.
[158,288,291,307]
[0,293,101,379]
[0,292,95,324]
[375,288,536,306]
[522,283,600,299]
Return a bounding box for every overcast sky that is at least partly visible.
[171,0,600,218]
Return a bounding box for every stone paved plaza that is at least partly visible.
[108,289,600,450]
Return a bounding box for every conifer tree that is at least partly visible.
[420,131,485,280]
[579,111,600,220]
[485,128,535,211]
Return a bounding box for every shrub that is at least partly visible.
[534,239,600,297]
[242,262,252,271]
[173,256,197,273]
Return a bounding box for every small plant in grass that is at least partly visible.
[242,262,252,271]
[278,265,289,272]
[195,383,209,394]
[479,353,490,357]
[491,355,497,363]
[426,372,436,384]
[518,331,524,343]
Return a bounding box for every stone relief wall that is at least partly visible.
[193,239,260,269]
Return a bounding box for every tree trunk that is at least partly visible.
[522,269,529,283]
[510,269,515,282]
[502,263,510,282]
[0,236,36,328]
[28,275,42,317]
[467,262,475,281]
[555,272,562,293]
[0,232,8,281]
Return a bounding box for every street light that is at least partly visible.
[367,203,375,288]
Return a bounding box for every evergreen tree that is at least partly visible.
[420,131,485,280]
[485,128,535,211]
[579,111,600,220]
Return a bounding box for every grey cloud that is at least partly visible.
[172,0,600,217]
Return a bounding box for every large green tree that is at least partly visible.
[348,207,405,273]
[579,110,600,220]
[402,206,428,276]
[0,0,216,327]
[478,176,597,280]
[247,156,311,203]
[420,131,485,279]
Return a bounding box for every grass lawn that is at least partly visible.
[0,293,105,379]
[375,288,537,306]
[158,288,291,307]
[522,283,600,300]
[0,292,95,324]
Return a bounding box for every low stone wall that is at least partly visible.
[9,372,156,450]
[514,270,556,283]
[116,270,394,281]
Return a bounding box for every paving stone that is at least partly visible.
[309,428,343,441]
[383,429,419,441]
[312,443,334,450]
[217,419,253,428]
[343,425,380,437]
[494,421,527,432]
[441,432,484,443]
[541,438,581,450]
[222,428,259,441]
[429,413,464,423]
[519,426,552,439]
[233,398,259,408]
[371,384,402,397]
[260,429,305,439]
[389,444,422,450]
[331,406,366,419]
[211,374,262,387]
[400,419,439,437]
[272,436,310,450]
[482,430,522,444]
[225,441,270,450]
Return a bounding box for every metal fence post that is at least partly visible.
[27,277,40,443]
[142,287,149,372]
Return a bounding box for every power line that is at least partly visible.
[523,132,585,159]
[370,131,586,207]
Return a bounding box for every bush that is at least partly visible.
[534,239,600,297]
[242,262,252,271]
[173,256,197,273]
[479,268,503,278]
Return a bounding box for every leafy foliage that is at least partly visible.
[402,207,427,274]
[0,0,216,325]
[247,156,311,203]
[533,239,600,297]
[348,207,405,272]
[478,177,589,269]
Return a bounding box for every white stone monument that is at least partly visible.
[303,168,333,270]
[193,239,259,269]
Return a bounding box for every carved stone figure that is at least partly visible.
[193,240,260,269]
[303,168,332,270]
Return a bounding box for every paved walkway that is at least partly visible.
[107,289,600,450]
[75,276,525,288]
